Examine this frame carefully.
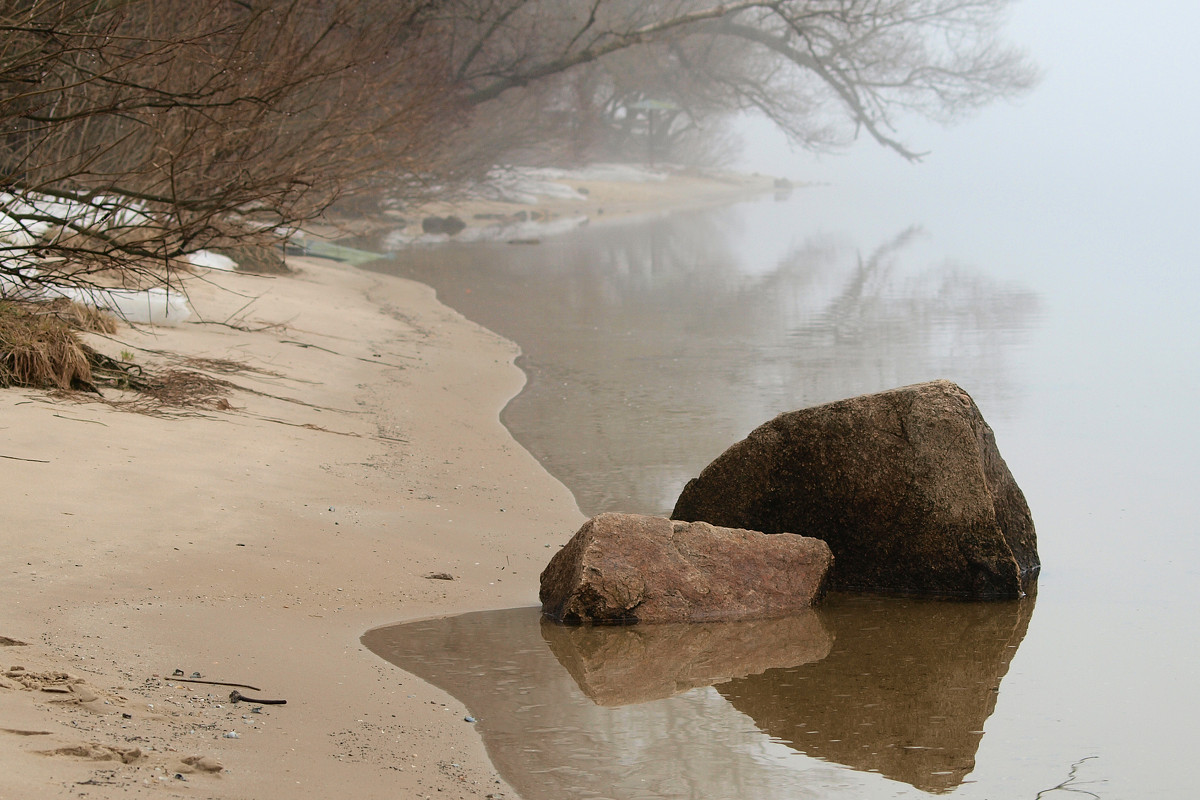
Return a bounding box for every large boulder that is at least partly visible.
[539,513,832,624]
[672,380,1038,598]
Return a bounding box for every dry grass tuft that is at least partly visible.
[0,302,97,391]
[46,299,120,334]
[0,301,251,415]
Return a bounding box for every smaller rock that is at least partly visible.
[425,572,455,581]
[440,215,466,235]
[540,513,832,624]
[421,215,467,235]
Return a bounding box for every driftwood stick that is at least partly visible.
[173,677,261,691]
[0,454,49,463]
[229,690,286,705]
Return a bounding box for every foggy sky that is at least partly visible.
[735,0,1200,392]
[738,0,1200,206]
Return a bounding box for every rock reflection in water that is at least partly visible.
[541,610,831,706]
[719,593,1036,793]
[363,596,1034,799]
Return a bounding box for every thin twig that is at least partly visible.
[1035,756,1102,799]
[188,319,287,334]
[279,339,412,367]
[247,416,361,436]
[52,413,107,426]
[0,454,49,463]
[222,294,262,325]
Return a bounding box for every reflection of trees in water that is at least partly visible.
[364,595,1035,800]
[736,225,1042,424]
[374,204,1041,516]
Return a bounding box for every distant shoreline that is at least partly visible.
[322,164,781,248]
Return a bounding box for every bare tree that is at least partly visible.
[0,0,1036,301]
[0,0,457,292]
[444,0,1036,163]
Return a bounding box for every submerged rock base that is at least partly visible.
[540,513,832,624]
[672,380,1038,599]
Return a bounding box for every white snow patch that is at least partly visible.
[185,250,238,271]
[0,270,191,326]
[0,191,191,324]
[0,192,152,247]
[54,285,191,325]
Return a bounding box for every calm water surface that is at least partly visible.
[367,199,1043,517]
[365,597,1032,799]
[360,0,1200,791]
[361,183,1200,799]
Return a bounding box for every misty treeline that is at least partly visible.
[1,0,1034,290]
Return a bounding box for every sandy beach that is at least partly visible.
[0,170,775,799]
[0,253,586,798]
